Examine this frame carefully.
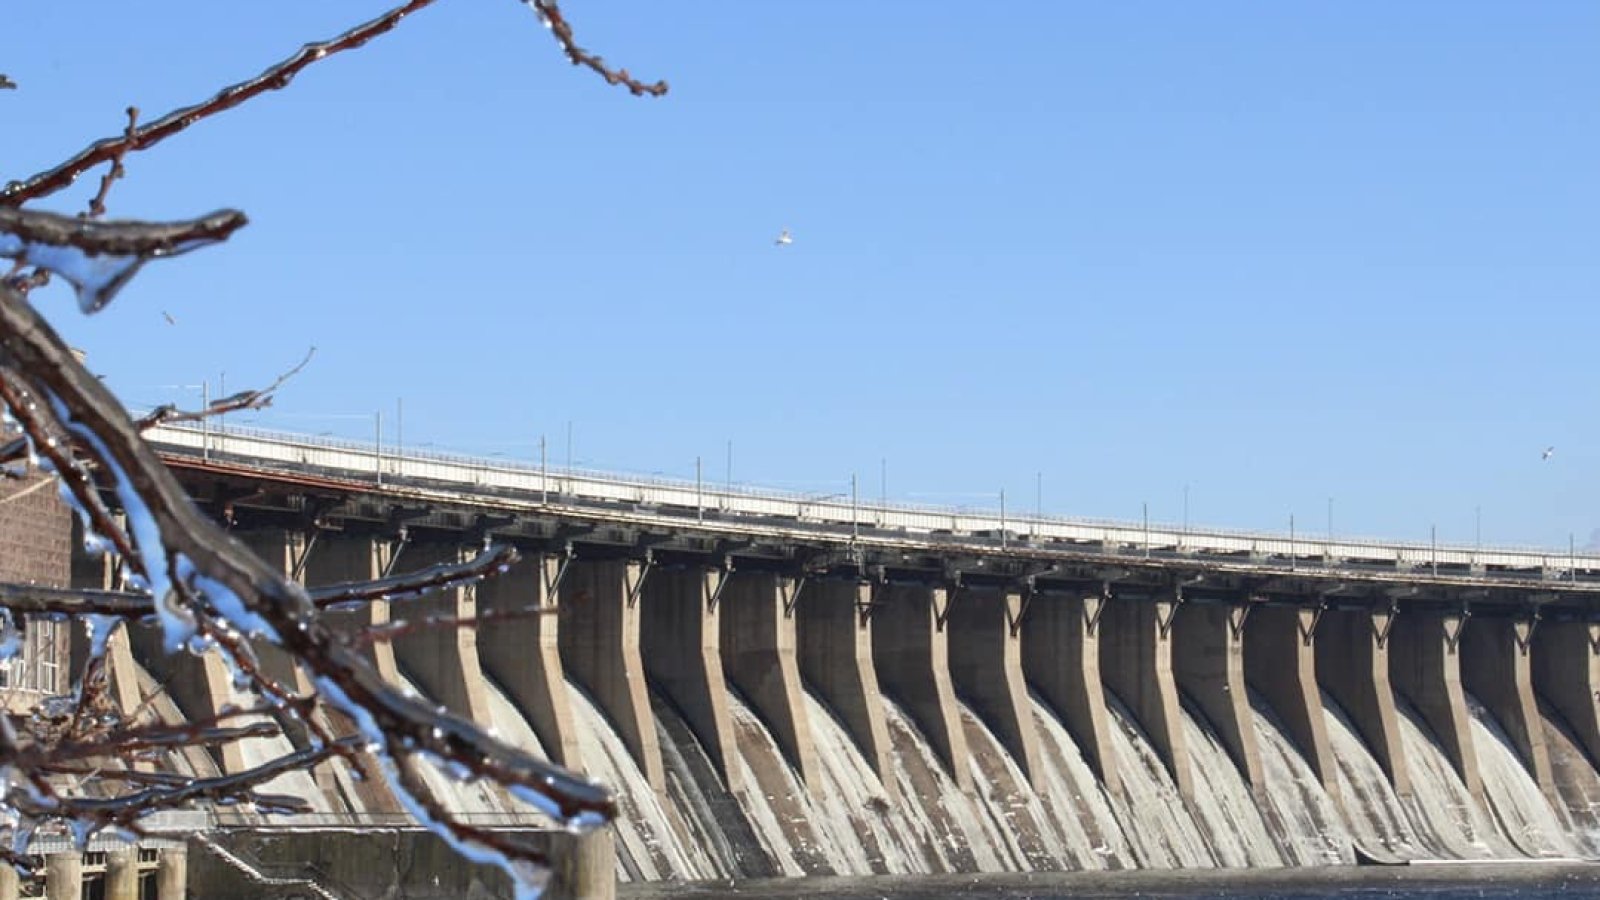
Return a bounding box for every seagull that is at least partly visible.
[1542,446,1556,461]
[774,227,792,247]
[162,310,177,326]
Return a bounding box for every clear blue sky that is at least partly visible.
[4,3,1596,549]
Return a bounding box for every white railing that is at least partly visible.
[147,422,1600,580]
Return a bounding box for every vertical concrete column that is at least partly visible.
[304,533,401,683]
[1532,621,1600,776]
[1101,594,1193,800]
[641,566,740,789]
[1391,610,1482,799]
[560,559,664,792]
[0,860,19,900]
[722,573,819,788]
[1022,591,1119,794]
[547,829,616,900]
[156,848,187,900]
[44,853,80,900]
[391,540,494,728]
[1173,602,1263,789]
[948,589,1043,788]
[796,580,894,792]
[1462,616,1553,798]
[871,584,972,790]
[478,552,582,770]
[104,847,139,900]
[1316,607,1410,796]
[1244,606,1338,801]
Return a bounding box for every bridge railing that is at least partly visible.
[145,422,1600,580]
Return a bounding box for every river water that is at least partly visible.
[617,863,1600,898]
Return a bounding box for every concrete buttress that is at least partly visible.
[1461,615,1553,799]
[641,566,740,789]
[872,584,973,790]
[1101,594,1193,800]
[948,589,1044,788]
[1173,601,1263,790]
[478,552,583,770]
[1244,606,1338,801]
[389,540,495,729]
[722,573,820,789]
[1391,610,1482,800]
[1021,592,1119,795]
[1316,608,1410,796]
[795,580,895,792]
[1532,621,1600,778]
[560,559,664,792]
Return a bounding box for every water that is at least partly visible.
[616,863,1600,898]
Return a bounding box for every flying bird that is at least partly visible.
[1542,446,1556,461]
[774,227,792,247]
[162,310,177,326]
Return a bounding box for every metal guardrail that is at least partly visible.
[147,422,1600,581]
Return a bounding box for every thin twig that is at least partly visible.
[313,544,519,608]
[134,346,315,429]
[85,107,140,219]
[0,0,444,206]
[529,0,668,97]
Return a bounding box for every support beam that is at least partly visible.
[796,580,894,793]
[871,584,972,790]
[1532,621,1600,775]
[948,589,1043,788]
[104,847,139,900]
[1101,596,1193,799]
[1173,602,1263,789]
[722,573,819,788]
[390,540,494,728]
[1391,610,1482,799]
[45,853,81,900]
[156,849,187,900]
[0,861,16,900]
[1022,592,1118,795]
[1245,606,1338,801]
[1462,616,1553,799]
[478,552,583,770]
[1317,608,1410,796]
[642,566,740,790]
[560,559,664,792]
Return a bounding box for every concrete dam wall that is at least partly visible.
[103,530,1600,886]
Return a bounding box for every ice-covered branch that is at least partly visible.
[527,0,669,97]
[0,1,445,207]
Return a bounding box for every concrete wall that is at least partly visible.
[1532,621,1600,775]
[1021,592,1119,795]
[188,829,613,900]
[1461,615,1553,798]
[1101,595,1192,800]
[795,579,894,791]
[947,589,1043,788]
[721,573,819,789]
[559,559,663,792]
[1173,602,1263,790]
[1244,606,1338,801]
[872,584,972,790]
[1390,610,1481,799]
[390,540,494,728]
[478,553,583,770]
[641,566,740,789]
[1316,607,1410,796]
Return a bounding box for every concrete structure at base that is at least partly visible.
[25,424,1600,894]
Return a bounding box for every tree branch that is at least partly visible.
[0,0,445,207]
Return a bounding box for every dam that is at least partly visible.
[12,421,1600,897]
